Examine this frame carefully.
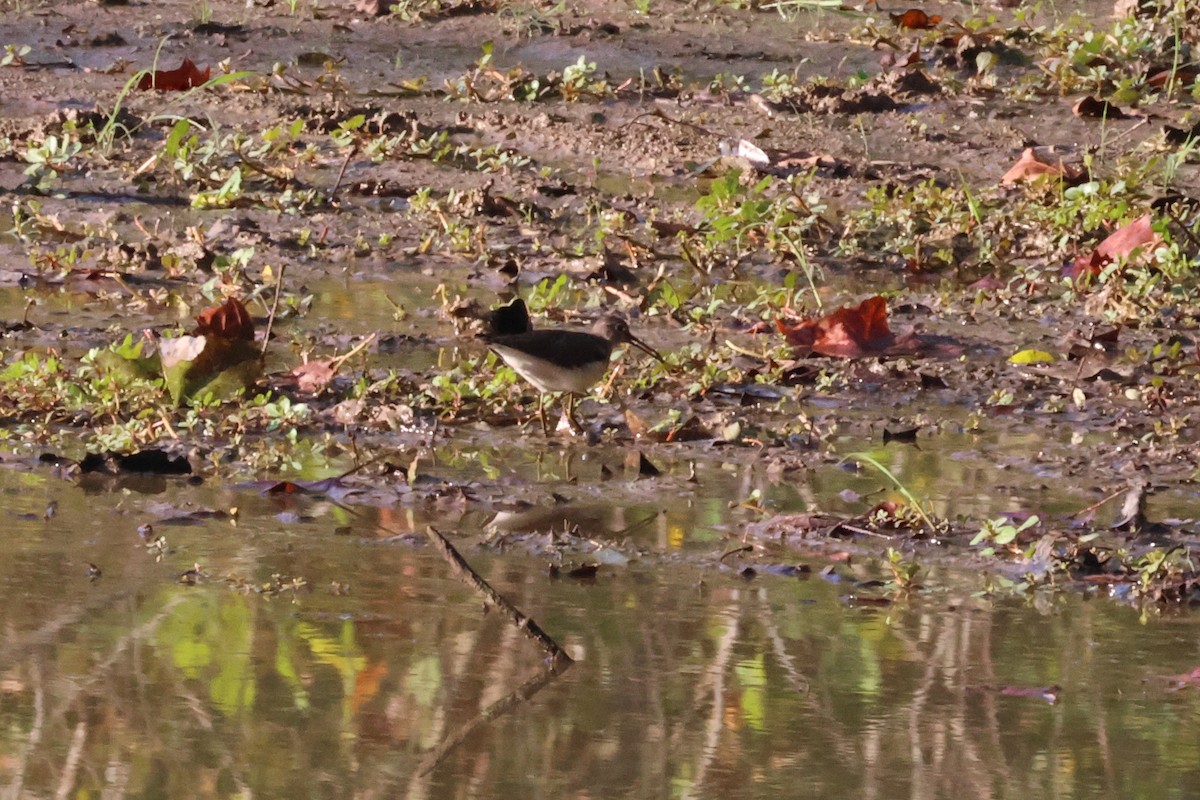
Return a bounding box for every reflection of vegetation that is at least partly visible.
[158,593,256,714]
[2,529,1200,798]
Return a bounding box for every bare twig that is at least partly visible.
[424,527,573,665]
[260,263,286,359]
[1068,486,1128,519]
[328,145,357,203]
[327,332,377,372]
[718,545,753,563]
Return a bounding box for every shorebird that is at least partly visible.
[485,313,663,434]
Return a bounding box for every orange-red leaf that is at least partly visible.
[777,296,895,358]
[1096,213,1160,260]
[1068,214,1161,280]
[1000,148,1066,185]
[137,58,211,91]
[890,9,942,28]
[194,297,255,341]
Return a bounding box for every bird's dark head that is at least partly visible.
[592,316,664,362]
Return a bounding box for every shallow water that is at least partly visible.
[3,464,1200,800]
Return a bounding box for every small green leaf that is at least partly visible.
[993,526,1019,545]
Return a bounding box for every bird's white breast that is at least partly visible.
[492,346,610,393]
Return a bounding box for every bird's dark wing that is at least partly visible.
[487,330,612,370]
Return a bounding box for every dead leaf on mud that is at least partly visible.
[777,296,927,358]
[890,9,942,29]
[1069,213,1162,280]
[195,296,255,340]
[137,58,211,91]
[1000,148,1080,186]
[649,220,697,238]
[1147,64,1199,89]
[355,0,389,15]
[778,296,893,357]
[292,359,337,395]
[1072,95,1128,119]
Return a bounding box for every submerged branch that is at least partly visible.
[424,526,573,666]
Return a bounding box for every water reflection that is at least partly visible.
[3,468,1200,800]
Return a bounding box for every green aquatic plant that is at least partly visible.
[971,515,1040,557]
[22,128,82,194]
[846,451,937,534]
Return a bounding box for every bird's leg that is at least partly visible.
[564,393,583,433]
[538,392,550,436]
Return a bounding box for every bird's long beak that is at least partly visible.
[627,333,666,364]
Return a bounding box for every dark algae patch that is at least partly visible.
[3,0,1200,795]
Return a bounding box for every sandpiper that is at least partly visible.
[485,314,663,434]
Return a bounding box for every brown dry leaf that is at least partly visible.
[292,359,337,395]
[1147,64,1199,89]
[137,58,211,91]
[890,8,942,28]
[778,296,896,358]
[194,297,254,340]
[1095,213,1161,260]
[1001,148,1066,185]
[1069,213,1162,280]
[1072,95,1127,119]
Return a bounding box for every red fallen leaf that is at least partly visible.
[1001,148,1066,185]
[1068,214,1162,279]
[1072,95,1127,119]
[890,9,941,28]
[1096,214,1161,259]
[137,58,211,91]
[777,296,895,358]
[194,297,255,341]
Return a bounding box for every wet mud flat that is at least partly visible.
[0,0,1197,594]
